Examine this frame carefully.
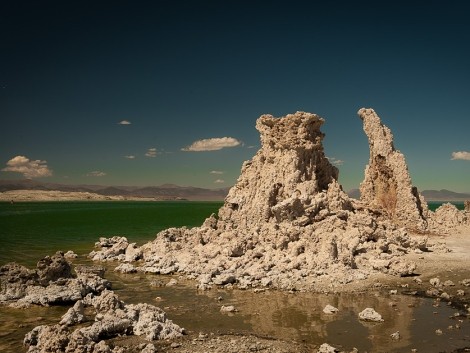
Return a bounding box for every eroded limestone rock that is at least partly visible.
[428,202,469,234]
[91,111,422,291]
[358,108,470,234]
[358,307,384,322]
[24,290,184,352]
[0,253,110,307]
[358,108,428,230]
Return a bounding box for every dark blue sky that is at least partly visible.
[1,1,469,192]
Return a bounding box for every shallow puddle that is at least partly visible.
[1,265,469,353]
[108,270,470,352]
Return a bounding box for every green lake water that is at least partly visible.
[0,201,222,267]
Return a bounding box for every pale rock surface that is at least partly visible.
[90,111,424,291]
[358,307,384,322]
[114,263,137,273]
[428,202,470,234]
[358,108,469,234]
[0,254,110,307]
[220,305,237,313]
[60,300,85,326]
[322,304,339,314]
[317,343,338,353]
[358,108,428,230]
[64,250,78,259]
[89,236,130,262]
[36,251,73,286]
[0,263,39,302]
[24,289,184,352]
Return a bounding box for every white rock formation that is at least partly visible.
[358,108,428,230]
[428,202,469,234]
[91,111,424,291]
[0,253,110,307]
[322,304,339,314]
[317,343,338,353]
[358,307,384,322]
[24,289,184,352]
[358,108,470,233]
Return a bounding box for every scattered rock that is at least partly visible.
[64,250,78,259]
[1,254,110,307]
[390,331,400,340]
[323,304,339,314]
[36,251,73,286]
[166,279,178,287]
[429,203,470,234]
[59,300,85,326]
[89,236,130,262]
[358,308,384,322]
[220,305,237,313]
[114,263,137,274]
[24,290,185,352]
[440,292,451,300]
[317,343,338,353]
[460,279,470,287]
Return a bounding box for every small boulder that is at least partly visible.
[359,308,383,322]
[323,304,339,314]
[36,252,73,286]
[317,343,338,353]
[220,305,237,313]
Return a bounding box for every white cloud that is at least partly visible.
[327,157,344,166]
[145,148,158,157]
[86,171,106,177]
[124,155,136,159]
[2,155,52,178]
[451,151,470,161]
[182,137,241,151]
[118,120,131,125]
[214,179,225,184]
[210,170,224,175]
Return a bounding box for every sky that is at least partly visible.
[1,0,469,192]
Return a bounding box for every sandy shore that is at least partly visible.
[0,190,161,202]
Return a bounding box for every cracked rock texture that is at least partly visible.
[92,111,436,291]
[0,252,111,307]
[24,289,184,353]
[358,108,469,234]
[358,108,429,230]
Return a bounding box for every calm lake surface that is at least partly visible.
[1,201,469,352]
[0,201,222,266]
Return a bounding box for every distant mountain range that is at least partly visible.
[1,180,468,202]
[0,179,229,201]
[347,188,470,201]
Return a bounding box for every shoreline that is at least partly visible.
[2,231,470,353]
[2,189,467,203]
[0,190,192,202]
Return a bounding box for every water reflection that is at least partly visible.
[108,271,468,352]
[1,268,468,353]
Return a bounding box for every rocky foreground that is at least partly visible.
[1,108,469,352]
